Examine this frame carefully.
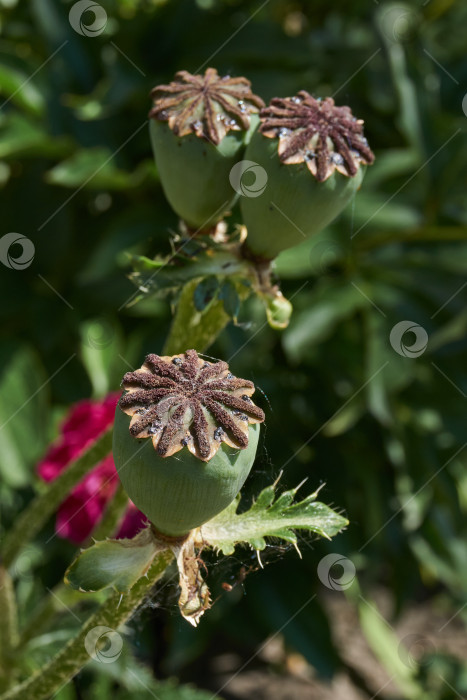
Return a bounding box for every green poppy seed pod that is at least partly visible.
[113,349,265,537]
[241,93,375,260]
[149,68,264,231]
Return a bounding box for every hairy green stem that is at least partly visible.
[0,551,173,700]
[17,484,128,649]
[2,430,113,568]
[91,481,129,542]
[0,567,19,692]
[18,583,102,649]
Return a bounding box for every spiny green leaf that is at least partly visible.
[200,481,348,556]
[64,528,159,594]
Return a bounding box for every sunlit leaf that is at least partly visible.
[0,63,45,115]
[0,114,71,159]
[201,480,348,555]
[45,149,152,190]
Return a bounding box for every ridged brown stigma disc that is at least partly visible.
[113,350,265,536]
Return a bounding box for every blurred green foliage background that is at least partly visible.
[1,0,467,698]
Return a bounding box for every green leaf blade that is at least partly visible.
[64,528,160,594]
[200,482,348,555]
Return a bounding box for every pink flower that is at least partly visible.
[38,393,146,544]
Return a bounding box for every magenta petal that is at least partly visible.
[62,393,119,440]
[117,503,147,540]
[38,442,83,481]
[54,457,119,544]
[37,393,123,545]
[56,491,105,544]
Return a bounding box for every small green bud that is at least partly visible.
[113,350,265,537]
[240,93,374,260]
[266,292,293,330]
[149,68,264,231]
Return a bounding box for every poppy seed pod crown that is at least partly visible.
[241,92,375,260]
[149,68,264,231]
[113,350,265,536]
